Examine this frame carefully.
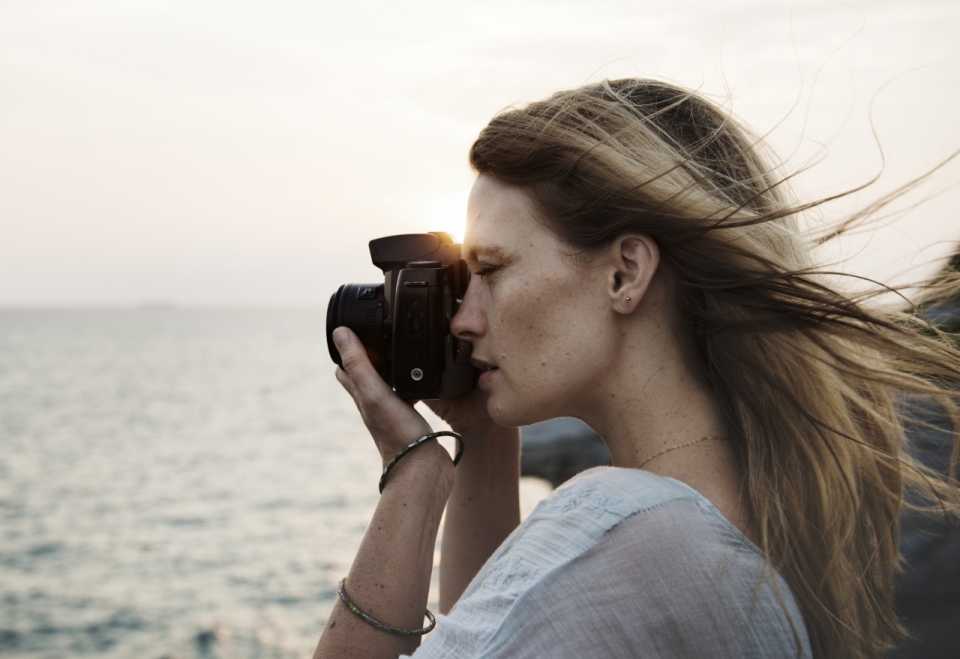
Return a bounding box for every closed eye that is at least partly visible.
[473,265,499,279]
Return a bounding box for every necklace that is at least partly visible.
[637,435,726,470]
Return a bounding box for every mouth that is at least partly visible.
[472,357,499,386]
[471,357,498,372]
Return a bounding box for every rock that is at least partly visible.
[521,418,610,488]
[889,397,960,659]
[195,624,230,652]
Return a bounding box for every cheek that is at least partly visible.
[491,271,610,401]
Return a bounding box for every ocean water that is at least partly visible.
[0,310,550,659]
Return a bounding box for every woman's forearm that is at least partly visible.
[314,442,454,659]
[439,425,521,613]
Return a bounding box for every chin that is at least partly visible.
[486,390,560,428]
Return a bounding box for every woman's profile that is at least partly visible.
[313,78,960,659]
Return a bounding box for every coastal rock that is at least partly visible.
[520,418,610,488]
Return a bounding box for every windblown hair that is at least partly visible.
[469,78,960,659]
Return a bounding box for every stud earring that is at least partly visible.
[625,297,631,301]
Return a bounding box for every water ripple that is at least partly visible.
[0,310,376,658]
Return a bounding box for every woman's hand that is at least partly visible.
[333,326,434,466]
[331,326,520,619]
[423,385,495,437]
[317,328,454,659]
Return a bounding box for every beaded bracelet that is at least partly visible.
[378,430,464,494]
[337,578,437,636]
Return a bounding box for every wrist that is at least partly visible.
[453,426,520,492]
[461,425,519,462]
[379,430,460,470]
[380,438,456,499]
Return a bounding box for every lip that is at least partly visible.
[471,357,497,370]
[472,357,499,388]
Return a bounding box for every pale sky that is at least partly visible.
[1,0,958,307]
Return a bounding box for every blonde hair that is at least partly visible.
[470,78,960,659]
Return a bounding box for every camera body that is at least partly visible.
[326,232,476,400]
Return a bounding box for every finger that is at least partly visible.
[334,364,358,401]
[332,326,393,403]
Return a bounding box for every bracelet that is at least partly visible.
[379,430,464,494]
[337,578,437,636]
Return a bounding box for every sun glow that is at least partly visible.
[419,193,469,244]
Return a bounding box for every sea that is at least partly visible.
[0,309,551,659]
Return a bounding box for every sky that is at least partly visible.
[1,0,958,307]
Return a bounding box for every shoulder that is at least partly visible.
[412,468,811,658]
[526,465,704,526]
[520,466,747,554]
[519,466,774,605]
[479,501,808,658]
[481,467,710,586]
[477,466,744,592]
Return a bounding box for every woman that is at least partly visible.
[314,79,960,659]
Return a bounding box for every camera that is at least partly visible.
[326,232,477,400]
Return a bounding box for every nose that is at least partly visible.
[450,283,485,342]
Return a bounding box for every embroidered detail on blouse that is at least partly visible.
[486,555,540,593]
[541,478,625,520]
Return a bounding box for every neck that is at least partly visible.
[581,337,725,472]
[572,305,754,541]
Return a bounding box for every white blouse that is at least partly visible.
[406,467,811,658]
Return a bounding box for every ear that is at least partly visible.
[605,234,660,314]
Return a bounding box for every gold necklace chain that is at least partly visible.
[637,435,726,470]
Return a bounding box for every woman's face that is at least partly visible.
[452,175,619,426]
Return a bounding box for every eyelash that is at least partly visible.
[472,265,499,280]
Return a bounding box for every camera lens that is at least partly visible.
[326,283,389,376]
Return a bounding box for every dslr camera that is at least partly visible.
[326,232,477,400]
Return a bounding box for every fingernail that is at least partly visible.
[332,327,349,350]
